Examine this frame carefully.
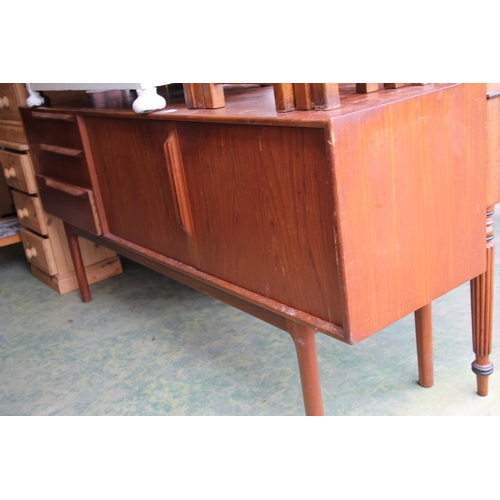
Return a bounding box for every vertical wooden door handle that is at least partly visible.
[163,130,195,239]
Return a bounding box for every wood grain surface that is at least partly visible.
[331,83,487,341]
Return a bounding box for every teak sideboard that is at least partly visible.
[19,83,494,415]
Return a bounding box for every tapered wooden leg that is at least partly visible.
[63,222,92,303]
[286,320,324,416]
[470,208,495,396]
[415,303,434,388]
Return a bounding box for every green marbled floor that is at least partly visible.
[1,216,499,416]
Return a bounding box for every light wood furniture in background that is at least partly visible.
[0,83,122,293]
[471,83,500,395]
[19,83,490,415]
[0,171,20,247]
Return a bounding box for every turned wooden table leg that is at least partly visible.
[470,208,495,396]
[415,302,434,388]
[286,320,324,416]
[63,222,92,303]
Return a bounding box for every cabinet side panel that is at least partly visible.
[177,122,343,327]
[333,83,487,342]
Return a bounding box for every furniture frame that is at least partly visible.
[19,83,493,415]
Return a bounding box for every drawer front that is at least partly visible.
[36,174,102,235]
[0,120,28,146]
[0,84,24,122]
[30,143,92,189]
[20,108,83,150]
[0,149,37,194]
[11,190,48,235]
[19,227,58,275]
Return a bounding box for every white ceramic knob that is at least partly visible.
[26,90,45,107]
[132,87,166,113]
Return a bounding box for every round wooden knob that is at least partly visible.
[2,96,9,108]
[8,167,16,178]
[3,168,10,179]
[26,247,37,259]
[17,207,29,219]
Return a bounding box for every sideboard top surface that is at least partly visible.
[20,83,461,127]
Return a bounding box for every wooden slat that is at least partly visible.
[183,83,206,109]
[311,83,340,110]
[273,84,296,112]
[39,144,84,158]
[31,111,76,122]
[202,84,225,109]
[356,83,384,94]
[0,233,21,247]
[0,139,29,151]
[183,84,225,109]
[384,83,408,89]
[293,84,313,110]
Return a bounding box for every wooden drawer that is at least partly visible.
[0,149,37,194]
[19,227,58,275]
[19,108,83,150]
[36,174,102,235]
[30,142,92,189]
[11,190,48,235]
[0,120,28,146]
[0,84,25,122]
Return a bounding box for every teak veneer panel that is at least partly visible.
[19,83,488,347]
[332,83,486,341]
[83,117,196,265]
[176,121,343,327]
[36,175,102,236]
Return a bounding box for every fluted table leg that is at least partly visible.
[470,208,495,396]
